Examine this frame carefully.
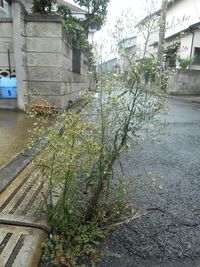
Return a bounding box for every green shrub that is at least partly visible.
[178,57,193,69]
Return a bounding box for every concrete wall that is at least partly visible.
[0,2,89,110]
[61,28,89,107]
[24,15,89,109]
[0,18,15,76]
[169,69,200,95]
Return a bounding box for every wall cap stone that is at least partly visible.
[0,18,13,23]
[25,14,63,23]
[177,69,200,74]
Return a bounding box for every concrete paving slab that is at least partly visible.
[0,163,50,232]
[0,225,47,267]
[0,162,50,266]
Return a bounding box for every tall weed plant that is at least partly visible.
[31,63,167,266]
[31,4,169,265]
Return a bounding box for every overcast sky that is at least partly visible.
[65,0,162,29]
[65,0,162,60]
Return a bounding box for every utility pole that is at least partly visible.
[157,0,168,68]
[157,0,168,91]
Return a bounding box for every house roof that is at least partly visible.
[119,36,137,49]
[165,21,200,40]
[56,0,86,14]
[102,57,117,64]
[135,10,160,28]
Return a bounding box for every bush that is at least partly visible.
[178,57,193,69]
[32,0,56,14]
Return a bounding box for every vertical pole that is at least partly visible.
[157,0,168,91]
[157,0,168,68]
[8,49,11,77]
[12,1,27,110]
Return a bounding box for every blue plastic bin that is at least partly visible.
[1,77,17,98]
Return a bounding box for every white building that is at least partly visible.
[135,0,200,94]
[137,0,200,66]
[166,0,200,69]
[118,36,137,72]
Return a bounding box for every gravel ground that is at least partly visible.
[96,97,200,267]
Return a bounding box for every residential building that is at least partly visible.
[135,10,160,59]
[101,57,119,72]
[118,36,137,73]
[166,0,200,69]
[136,0,200,94]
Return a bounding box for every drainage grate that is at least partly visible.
[0,163,50,266]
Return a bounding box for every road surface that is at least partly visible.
[97,97,200,267]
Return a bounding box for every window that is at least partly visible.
[72,46,81,74]
[165,44,179,68]
[0,0,4,7]
[193,47,200,64]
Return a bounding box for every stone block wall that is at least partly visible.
[60,28,89,108]
[169,69,200,95]
[0,2,89,110]
[24,15,89,109]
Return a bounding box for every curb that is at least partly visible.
[192,99,200,104]
[168,95,200,104]
[0,144,39,194]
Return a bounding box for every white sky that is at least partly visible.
[65,0,162,30]
[65,0,162,60]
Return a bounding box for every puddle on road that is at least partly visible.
[0,110,35,168]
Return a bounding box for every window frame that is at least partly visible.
[0,0,4,8]
[193,47,200,65]
[72,46,81,74]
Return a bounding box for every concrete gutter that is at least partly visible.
[0,144,40,194]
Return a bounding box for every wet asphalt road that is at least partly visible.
[0,110,34,168]
[97,97,200,267]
